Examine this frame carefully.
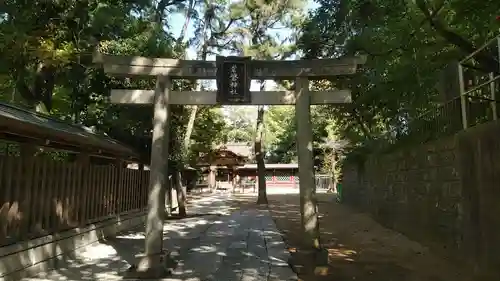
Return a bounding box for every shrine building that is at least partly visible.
[196,143,299,187]
[235,163,299,186]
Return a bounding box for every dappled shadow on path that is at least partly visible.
[22,193,297,281]
[267,192,478,281]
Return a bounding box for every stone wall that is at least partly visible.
[342,120,500,276]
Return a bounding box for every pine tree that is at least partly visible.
[225,0,306,204]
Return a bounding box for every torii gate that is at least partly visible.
[93,53,365,277]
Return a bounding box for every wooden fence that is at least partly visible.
[315,174,333,190]
[0,154,149,247]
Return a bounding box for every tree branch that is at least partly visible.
[155,0,186,24]
[212,19,237,37]
[357,2,445,57]
[176,0,195,44]
[415,0,499,73]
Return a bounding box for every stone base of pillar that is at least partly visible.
[123,251,178,279]
[313,248,330,276]
[314,248,329,265]
[164,206,172,219]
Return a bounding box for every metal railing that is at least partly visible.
[459,34,500,129]
[368,34,500,152]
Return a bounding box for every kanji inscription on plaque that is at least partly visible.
[216,56,251,104]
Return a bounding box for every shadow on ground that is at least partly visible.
[262,192,477,281]
[18,188,477,281]
[21,192,297,281]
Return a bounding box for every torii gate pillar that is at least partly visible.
[134,76,172,276]
[295,77,320,249]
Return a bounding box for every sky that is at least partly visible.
[167,1,319,119]
[168,1,319,58]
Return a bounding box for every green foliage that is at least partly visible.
[187,106,227,165]
[264,106,296,163]
[3,0,497,174]
[0,0,228,165]
[223,106,256,143]
[224,0,305,58]
[264,105,332,167]
[297,0,500,165]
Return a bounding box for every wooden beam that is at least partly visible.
[95,53,366,79]
[110,89,352,105]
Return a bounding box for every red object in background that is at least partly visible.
[496,16,500,21]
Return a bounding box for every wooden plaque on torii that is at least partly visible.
[216,56,252,105]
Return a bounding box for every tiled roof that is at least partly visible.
[0,102,139,160]
[218,142,253,158]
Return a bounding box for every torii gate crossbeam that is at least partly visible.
[93,52,366,278]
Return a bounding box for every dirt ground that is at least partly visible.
[233,192,477,281]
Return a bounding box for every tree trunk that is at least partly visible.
[175,7,209,194]
[176,0,195,44]
[255,104,268,204]
[183,105,198,155]
[164,175,173,217]
[328,153,337,193]
[415,0,499,73]
[174,170,187,217]
[181,2,210,151]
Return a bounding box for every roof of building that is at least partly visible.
[217,142,253,158]
[0,102,140,161]
[197,148,246,166]
[236,163,298,170]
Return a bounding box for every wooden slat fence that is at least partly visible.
[315,174,333,190]
[0,154,149,247]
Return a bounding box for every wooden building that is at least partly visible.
[195,143,299,187]
[195,143,250,186]
[235,163,299,186]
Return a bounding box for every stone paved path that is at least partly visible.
[23,193,297,281]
